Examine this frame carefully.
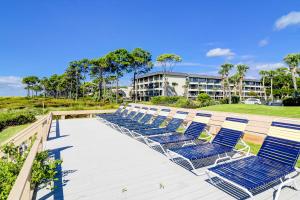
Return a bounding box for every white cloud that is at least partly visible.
[0,76,26,96]
[237,62,287,79]
[258,39,269,47]
[206,48,235,59]
[275,11,300,30]
[0,76,23,88]
[253,62,286,70]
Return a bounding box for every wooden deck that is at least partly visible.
[35,118,300,200]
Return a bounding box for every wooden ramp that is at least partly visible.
[35,118,300,200]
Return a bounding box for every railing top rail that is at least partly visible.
[7,134,43,200]
[6,113,53,200]
[52,109,116,115]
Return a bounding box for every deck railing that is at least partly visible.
[6,113,52,200]
[4,109,115,200]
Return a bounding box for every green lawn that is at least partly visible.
[0,124,30,144]
[201,104,300,118]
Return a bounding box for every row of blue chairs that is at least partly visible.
[97,105,300,200]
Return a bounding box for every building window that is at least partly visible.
[189,77,198,82]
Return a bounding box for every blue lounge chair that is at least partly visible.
[132,111,189,139]
[100,105,131,122]
[119,108,157,133]
[167,117,249,175]
[146,113,212,155]
[105,106,139,123]
[97,104,125,120]
[103,105,138,128]
[122,108,171,137]
[112,106,146,126]
[111,107,151,131]
[206,121,300,200]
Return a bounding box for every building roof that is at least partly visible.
[136,71,188,78]
[136,71,260,82]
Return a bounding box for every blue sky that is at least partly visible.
[1,0,300,96]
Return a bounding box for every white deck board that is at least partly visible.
[35,118,300,200]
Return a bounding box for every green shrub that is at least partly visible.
[0,97,103,110]
[199,100,217,107]
[231,96,240,104]
[197,93,211,102]
[283,97,300,106]
[151,96,180,105]
[0,143,61,199]
[220,98,229,104]
[0,111,36,132]
[174,98,198,108]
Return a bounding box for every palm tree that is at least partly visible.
[218,68,226,98]
[229,74,239,96]
[259,70,268,101]
[219,63,234,103]
[267,70,276,102]
[284,53,300,93]
[236,64,249,101]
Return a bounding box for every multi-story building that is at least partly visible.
[135,71,264,101]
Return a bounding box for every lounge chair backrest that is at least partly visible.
[121,109,129,117]
[121,105,132,117]
[212,117,248,150]
[148,108,158,115]
[268,121,300,142]
[159,108,171,117]
[138,107,151,124]
[132,112,144,121]
[125,106,139,119]
[185,113,212,138]
[222,117,248,131]
[166,111,189,131]
[139,108,157,124]
[150,108,170,128]
[140,107,148,114]
[184,122,207,138]
[192,113,211,124]
[115,105,125,115]
[131,107,147,122]
[257,121,300,167]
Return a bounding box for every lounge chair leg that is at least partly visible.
[205,170,215,185]
[293,179,299,191]
[275,178,294,200]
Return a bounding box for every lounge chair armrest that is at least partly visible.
[235,139,251,156]
[198,129,213,142]
[213,155,232,167]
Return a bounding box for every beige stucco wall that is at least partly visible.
[165,75,186,96]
